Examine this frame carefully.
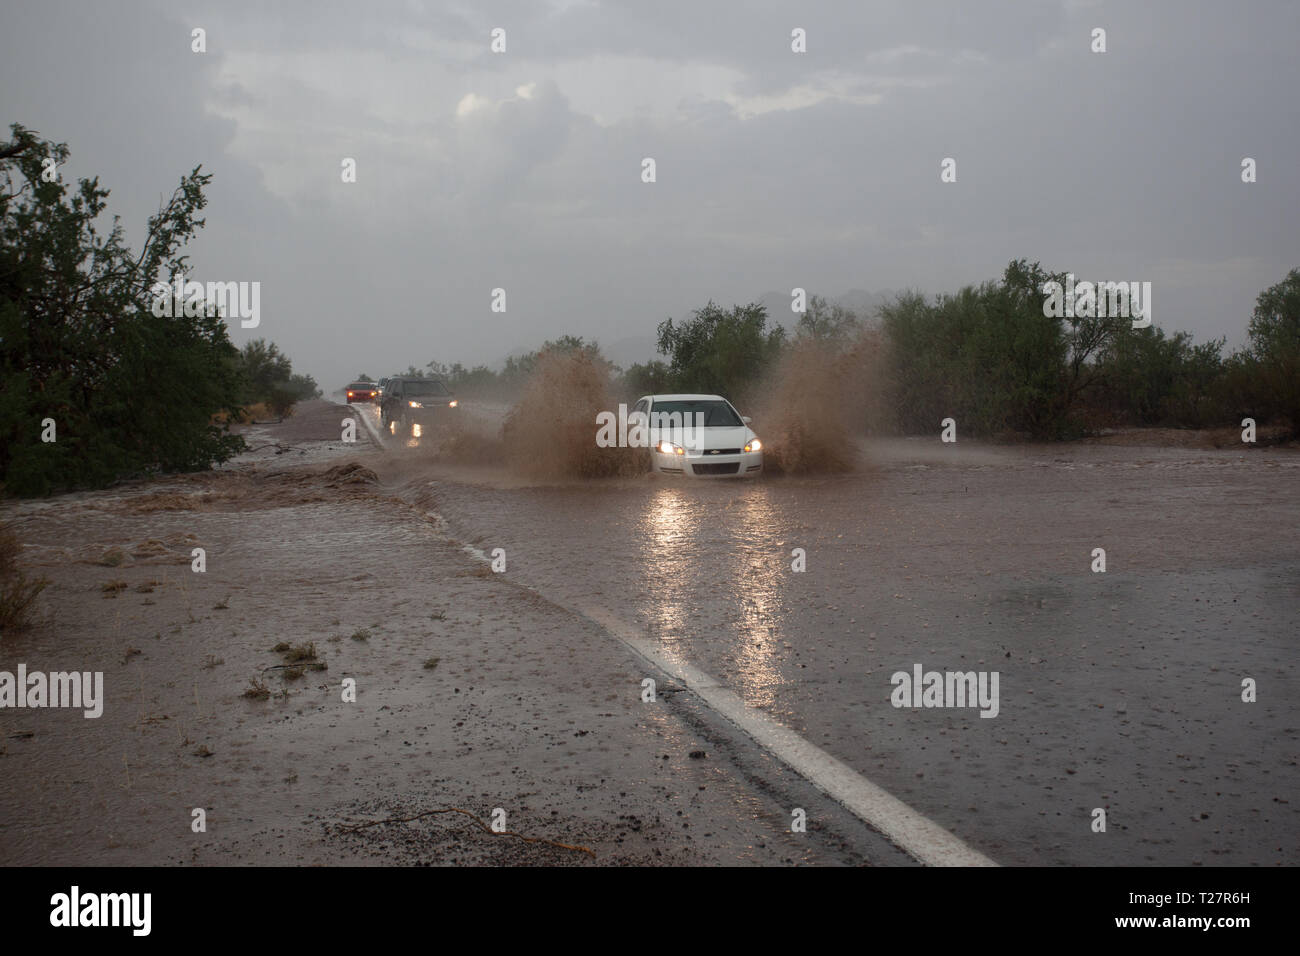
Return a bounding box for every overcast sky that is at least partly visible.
[4,0,1298,389]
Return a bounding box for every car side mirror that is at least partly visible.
[742,416,752,424]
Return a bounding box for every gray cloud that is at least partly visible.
[3,0,1296,387]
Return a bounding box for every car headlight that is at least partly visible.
[657,440,685,456]
[745,438,762,453]
[409,401,422,408]
[448,400,458,407]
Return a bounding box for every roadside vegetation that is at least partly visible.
[1,125,319,496]
[234,339,320,419]
[879,261,1298,439]
[413,260,1299,444]
[0,520,48,631]
[4,126,1294,497]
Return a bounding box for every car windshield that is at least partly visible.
[405,380,450,396]
[651,400,742,427]
[347,383,371,390]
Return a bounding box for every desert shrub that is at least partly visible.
[0,521,48,631]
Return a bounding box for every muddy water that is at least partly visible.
[398,433,1300,865]
[0,407,904,866]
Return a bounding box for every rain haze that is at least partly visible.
[3,0,1298,386]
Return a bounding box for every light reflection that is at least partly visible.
[636,482,788,709]
[725,486,785,708]
[638,487,699,640]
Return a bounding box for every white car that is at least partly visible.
[635,393,763,478]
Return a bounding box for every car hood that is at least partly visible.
[680,425,754,452]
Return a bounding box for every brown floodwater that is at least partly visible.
[383,419,1300,866]
[2,399,1295,866]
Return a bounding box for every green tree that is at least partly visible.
[0,124,244,495]
[501,336,614,390]
[617,360,672,398]
[881,260,1126,438]
[656,302,785,396]
[239,340,293,402]
[795,294,860,343]
[232,339,317,415]
[1247,268,1300,429]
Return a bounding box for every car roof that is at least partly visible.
[643,394,727,403]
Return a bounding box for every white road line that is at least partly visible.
[580,606,997,867]
[348,403,386,448]
[429,498,996,867]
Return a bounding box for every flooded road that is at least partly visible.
[1,402,908,866]
[376,401,1300,865]
[3,399,1294,867]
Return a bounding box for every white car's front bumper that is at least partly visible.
[651,449,762,477]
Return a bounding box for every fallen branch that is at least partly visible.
[335,807,596,858]
[241,441,295,453]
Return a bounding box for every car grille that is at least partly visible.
[692,462,740,476]
[704,449,741,455]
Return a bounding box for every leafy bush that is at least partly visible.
[884,264,1067,437]
[0,124,245,496]
[656,302,785,397]
[616,360,672,400]
[234,339,318,416]
[1247,268,1300,431]
[0,521,48,631]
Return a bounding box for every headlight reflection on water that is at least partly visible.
[726,487,785,709]
[637,484,787,708]
[639,488,700,637]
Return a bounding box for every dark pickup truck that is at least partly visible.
[380,378,459,436]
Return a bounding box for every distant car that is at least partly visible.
[637,393,762,477]
[345,381,377,403]
[380,378,459,435]
[376,377,390,401]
